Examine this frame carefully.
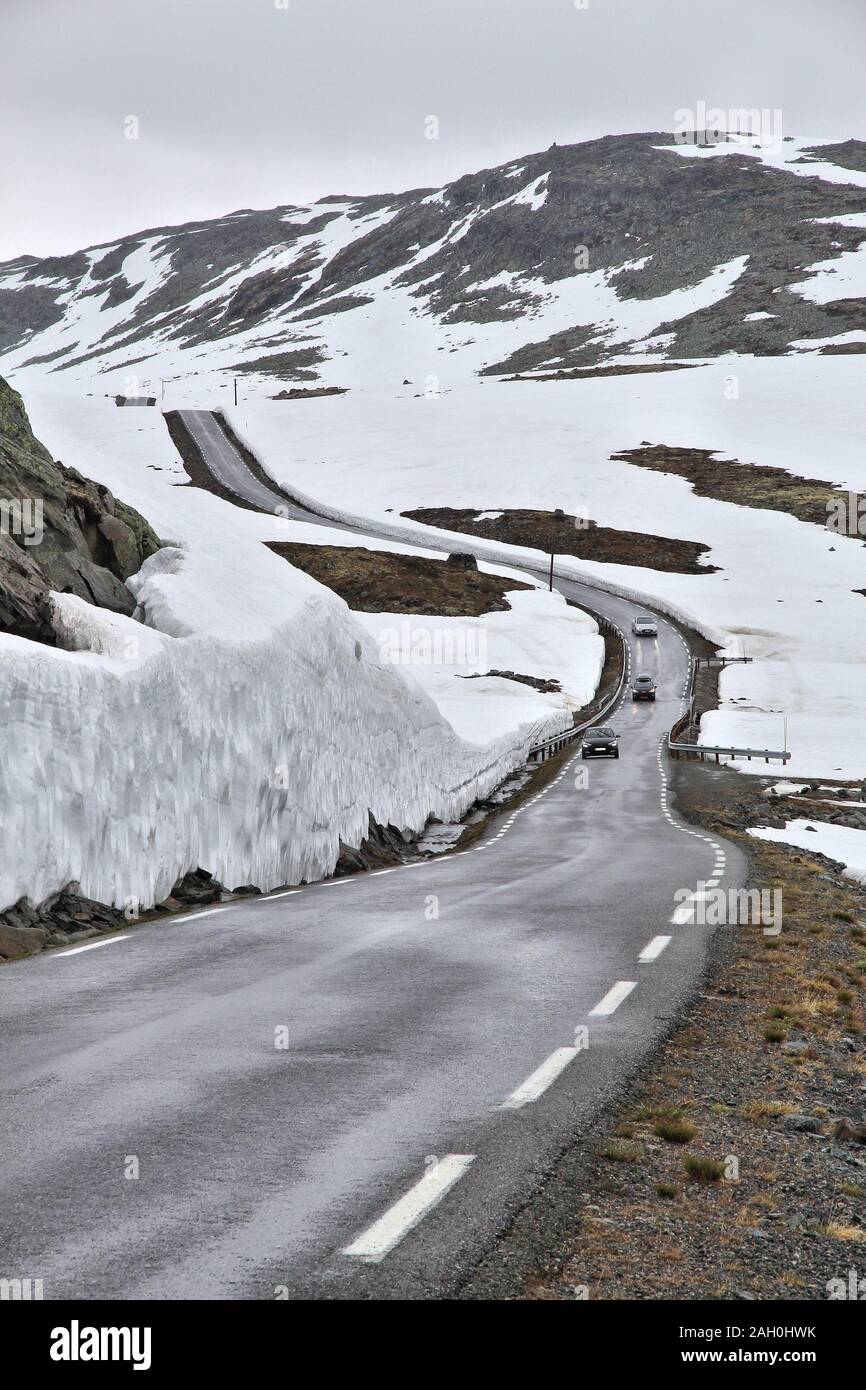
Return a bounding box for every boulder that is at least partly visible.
[170,869,223,905]
[782,1114,822,1133]
[0,922,48,959]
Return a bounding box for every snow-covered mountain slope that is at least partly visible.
[0,394,602,912]
[4,134,866,395]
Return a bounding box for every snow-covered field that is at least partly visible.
[0,393,602,911]
[7,332,865,913]
[750,820,866,885]
[223,353,866,779]
[354,590,601,745]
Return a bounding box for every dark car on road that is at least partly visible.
[581,725,619,759]
[631,673,657,701]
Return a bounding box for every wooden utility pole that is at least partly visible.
[549,552,555,591]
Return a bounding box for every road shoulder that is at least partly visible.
[459,765,866,1300]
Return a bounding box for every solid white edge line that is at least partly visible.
[342,1154,475,1263]
[53,934,131,958]
[502,1046,579,1109]
[638,935,672,963]
[588,980,637,1017]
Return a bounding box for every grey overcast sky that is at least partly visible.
[2,0,865,260]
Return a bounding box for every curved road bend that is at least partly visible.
[0,412,746,1300]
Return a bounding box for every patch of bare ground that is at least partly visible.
[503,362,698,383]
[612,442,865,529]
[819,343,866,355]
[470,764,866,1301]
[799,141,866,175]
[402,507,717,575]
[266,541,532,615]
[462,670,561,693]
[271,386,348,400]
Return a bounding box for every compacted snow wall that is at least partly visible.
[0,540,558,913]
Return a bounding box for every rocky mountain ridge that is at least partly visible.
[2,133,866,393]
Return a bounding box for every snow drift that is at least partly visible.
[0,536,579,912]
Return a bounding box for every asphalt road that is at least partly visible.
[179,408,361,528]
[0,414,746,1300]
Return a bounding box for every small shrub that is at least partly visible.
[762,1021,787,1043]
[684,1155,725,1183]
[600,1139,644,1164]
[654,1117,697,1144]
[743,1099,796,1119]
[655,1182,678,1199]
[823,1221,866,1243]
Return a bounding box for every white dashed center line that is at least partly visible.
[501,1046,579,1109]
[53,934,131,958]
[589,980,637,1017]
[342,1154,475,1263]
[670,891,711,925]
[638,935,672,962]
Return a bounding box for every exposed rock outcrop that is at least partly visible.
[0,374,160,643]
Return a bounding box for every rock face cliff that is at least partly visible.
[0,375,160,642]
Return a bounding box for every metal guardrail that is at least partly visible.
[528,615,628,763]
[695,656,754,670]
[669,740,792,765]
[667,654,790,764]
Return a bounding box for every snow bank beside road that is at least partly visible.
[0,393,602,912]
[0,538,561,911]
[750,820,866,885]
[355,589,603,745]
